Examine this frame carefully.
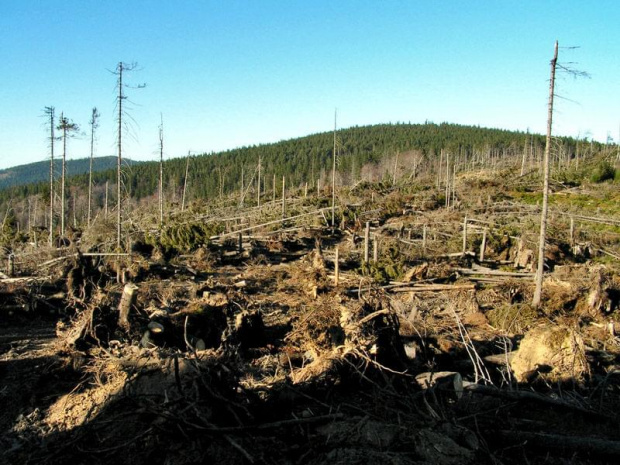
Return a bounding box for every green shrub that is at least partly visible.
[590,161,616,183]
[147,221,224,255]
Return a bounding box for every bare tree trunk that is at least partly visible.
[105,180,109,217]
[520,135,528,176]
[392,151,399,185]
[281,176,286,219]
[159,116,164,227]
[72,190,77,228]
[240,165,244,207]
[117,62,123,250]
[60,112,67,237]
[445,152,450,208]
[257,156,261,207]
[332,109,337,227]
[46,106,55,247]
[88,107,99,227]
[437,150,443,189]
[181,153,190,212]
[533,41,559,308]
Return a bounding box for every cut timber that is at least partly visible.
[457,267,534,278]
[211,207,332,240]
[415,371,463,398]
[118,283,138,331]
[390,283,476,293]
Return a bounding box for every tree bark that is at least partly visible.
[533,41,558,307]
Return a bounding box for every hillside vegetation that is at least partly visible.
[0,122,601,229]
[0,156,139,191]
[2,121,620,464]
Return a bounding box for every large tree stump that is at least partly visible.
[118,283,138,331]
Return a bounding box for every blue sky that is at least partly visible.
[0,1,618,169]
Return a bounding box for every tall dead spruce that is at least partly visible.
[57,113,79,238]
[44,106,55,246]
[158,115,164,227]
[87,107,100,227]
[112,62,144,250]
[533,41,589,307]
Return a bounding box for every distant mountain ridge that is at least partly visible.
[0,156,139,190]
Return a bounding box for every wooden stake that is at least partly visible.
[334,247,340,286]
[257,156,261,208]
[281,176,286,219]
[462,216,468,255]
[480,228,487,262]
[422,224,427,254]
[373,234,378,262]
[569,217,575,247]
[105,180,109,217]
[364,222,370,263]
[7,254,15,277]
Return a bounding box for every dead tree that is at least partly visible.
[87,107,100,227]
[158,115,164,227]
[181,153,190,212]
[331,109,337,227]
[112,61,144,250]
[533,41,588,306]
[57,113,79,237]
[44,106,55,246]
[257,155,261,207]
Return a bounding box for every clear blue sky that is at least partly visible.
[0,1,618,169]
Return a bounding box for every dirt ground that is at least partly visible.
[2,203,620,464]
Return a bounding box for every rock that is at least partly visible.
[510,325,588,383]
[148,321,164,334]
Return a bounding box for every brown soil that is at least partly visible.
[2,198,620,464]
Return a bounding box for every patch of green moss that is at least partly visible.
[487,303,539,333]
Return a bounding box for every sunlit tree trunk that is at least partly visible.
[533,40,558,308]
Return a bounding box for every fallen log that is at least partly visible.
[415,371,463,397]
[0,276,50,283]
[495,430,620,460]
[457,267,535,278]
[390,283,476,293]
[464,384,612,420]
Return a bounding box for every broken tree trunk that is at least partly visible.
[118,283,138,331]
[364,222,370,263]
[334,247,340,286]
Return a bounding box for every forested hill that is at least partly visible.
[0,156,140,190]
[2,122,583,205]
